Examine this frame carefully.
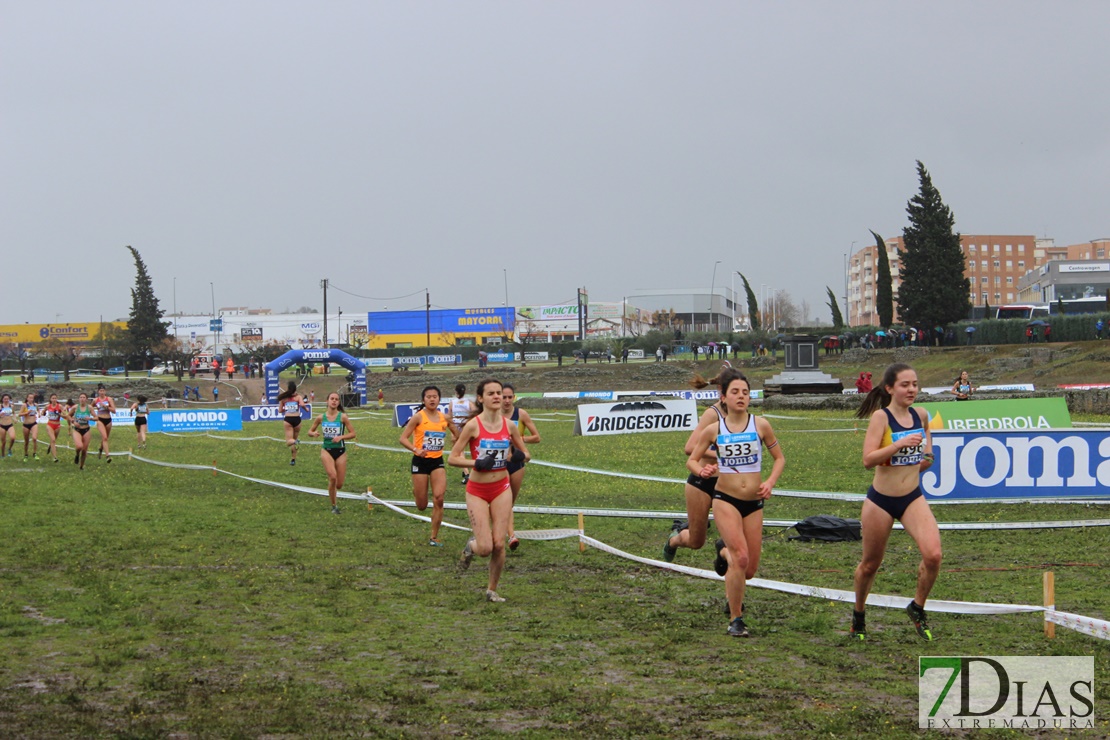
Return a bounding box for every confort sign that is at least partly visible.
[0,322,128,344]
[925,429,1110,501]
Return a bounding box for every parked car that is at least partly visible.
[148,363,172,376]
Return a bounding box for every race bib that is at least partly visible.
[476,438,510,470]
[423,431,445,452]
[889,428,924,466]
[717,431,759,468]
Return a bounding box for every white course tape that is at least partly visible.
[1045,610,1110,640]
[364,492,471,532]
[118,451,1110,640]
[164,429,1110,506]
[580,536,1043,615]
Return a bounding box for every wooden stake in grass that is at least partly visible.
[578,512,585,553]
[213,459,218,477]
[366,486,373,511]
[1044,571,1055,639]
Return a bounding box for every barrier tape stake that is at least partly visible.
[1044,571,1055,639]
[578,512,585,553]
[367,487,373,511]
[213,459,218,477]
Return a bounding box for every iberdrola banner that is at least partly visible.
[915,398,1071,432]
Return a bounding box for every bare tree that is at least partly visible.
[773,289,803,328]
[37,338,80,381]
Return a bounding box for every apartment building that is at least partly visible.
[847,234,1036,326]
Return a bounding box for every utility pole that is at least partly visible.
[426,288,431,347]
[321,278,328,348]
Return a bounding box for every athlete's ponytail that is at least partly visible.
[856,362,913,419]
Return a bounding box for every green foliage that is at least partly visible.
[825,286,844,329]
[898,162,971,328]
[125,245,169,367]
[871,229,895,328]
[737,272,761,332]
[958,311,1110,344]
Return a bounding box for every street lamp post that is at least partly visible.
[709,260,721,332]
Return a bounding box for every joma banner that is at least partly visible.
[925,429,1110,501]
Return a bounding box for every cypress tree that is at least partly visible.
[870,230,895,329]
[825,287,844,329]
[737,272,761,332]
[125,245,169,368]
[898,162,971,328]
[896,166,967,330]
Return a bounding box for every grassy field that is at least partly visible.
[2,407,1108,738]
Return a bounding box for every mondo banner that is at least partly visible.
[148,410,243,433]
[574,399,697,436]
[925,429,1110,501]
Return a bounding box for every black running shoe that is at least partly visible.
[906,601,934,641]
[850,610,866,641]
[727,616,750,638]
[714,538,728,576]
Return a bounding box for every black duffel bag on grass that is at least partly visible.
[789,515,862,542]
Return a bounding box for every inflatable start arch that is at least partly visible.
[264,349,367,405]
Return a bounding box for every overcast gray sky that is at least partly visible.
[3,1,1108,326]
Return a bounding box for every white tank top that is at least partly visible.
[716,413,762,475]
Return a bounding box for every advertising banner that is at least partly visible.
[368,307,515,335]
[523,351,550,362]
[486,352,516,363]
[0,322,128,344]
[517,305,579,321]
[925,429,1110,501]
[392,402,453,428]
[426,354,463,365]
[627,349,645,359]
[574,399,697,436]
[365,357,393,368]
[241,327,263,341]
[240,404,312,423]
[916,398,1070,431]
[148,409,243,433]
[393,356,425,366]
[544,391,616,400]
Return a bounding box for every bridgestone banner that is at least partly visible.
[573,399,697,436]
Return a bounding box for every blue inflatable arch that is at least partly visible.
[264,349,367,405]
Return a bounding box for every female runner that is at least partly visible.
[449,384,473,483]
[307,392,357,514]
[399,386,459,546]
[19,394,40,461]
[448,379,530,603]
[662,371,728,563]
[130,395,150,450]
[686,369,784,637]
[43,394,65,462]
[70,393,95,469]
[0,394,14,458]
[851,362,941,641]
[93,387,116,463]
[950,371,974,401]
[277,381,310,466]
[500,383,540,551]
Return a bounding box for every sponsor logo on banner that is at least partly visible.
[241,327,263,341]
[393,356,424,366]
[925,429,1110,500]
[366,357,392,367]
[1060,263,1110,273]
[627,349,644,359]
[916,398,1070,432]
[919,656,1093,730]
[392,402,452,428]
[574,399,697,436]
[241,404,312,422]
[486,352,515,363]
[148,409,243,433]
[426,354,463,365]
[301,322,322,334]
[523,351,549,362]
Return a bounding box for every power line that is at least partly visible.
[328,283,426,302]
